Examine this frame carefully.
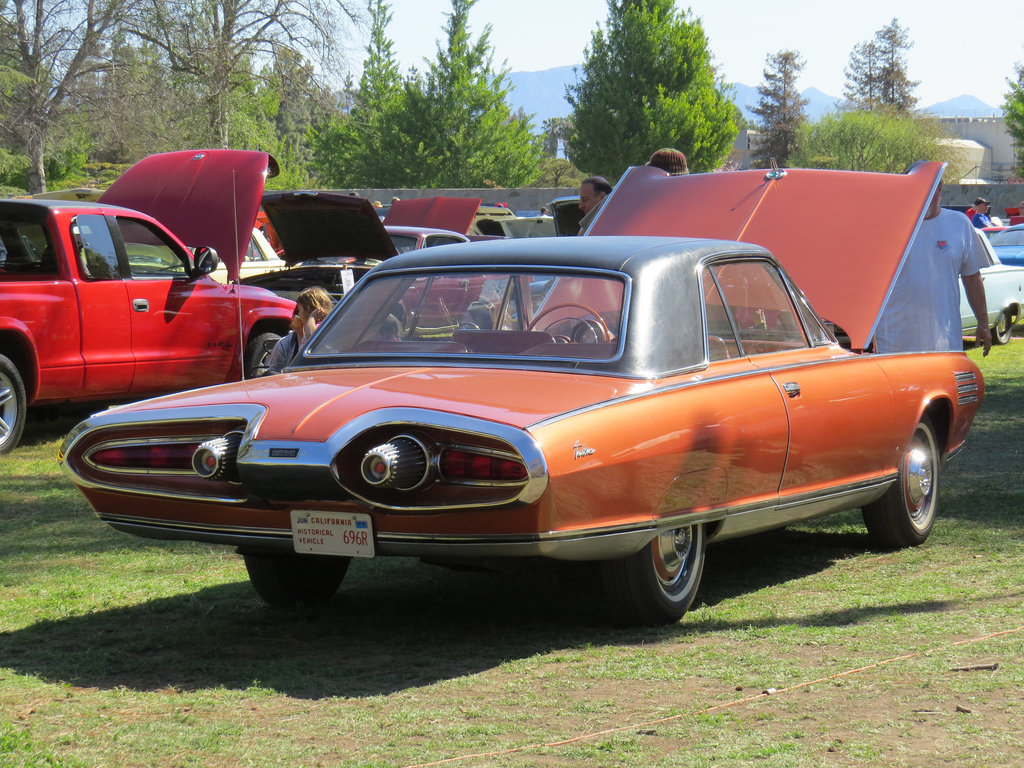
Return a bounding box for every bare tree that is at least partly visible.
[0,0,131,192]
[127,0,362,147]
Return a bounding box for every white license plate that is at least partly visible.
[290,510,375,558]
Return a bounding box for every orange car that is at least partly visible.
[59,163,984,625]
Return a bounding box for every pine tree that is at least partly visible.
[750,50,807,167]
[566,0,736,178]
[844,18,919,113]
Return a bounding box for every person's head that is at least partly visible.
[579,176,612,213]
[974,197,990,213]
[647,148,689,175]
[292,285,333,332]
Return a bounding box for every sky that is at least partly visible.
[340,0,1024,108]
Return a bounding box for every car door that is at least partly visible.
[709,259,899,499]
[111,214,241,395]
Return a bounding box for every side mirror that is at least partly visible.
[192,246,220,277]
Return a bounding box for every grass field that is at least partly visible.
[1,341,1022,767]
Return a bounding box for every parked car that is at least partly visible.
[385,225,469,253]
[60,163,984,625]
[210,228,286,283]
[988,223,1024,266]
[960,230,1024,344]
[0,150,294,453]
[240,191,398,302]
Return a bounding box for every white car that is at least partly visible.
[960,229,1024,344]
[210,228,285,283]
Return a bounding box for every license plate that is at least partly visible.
[290,510,375,558]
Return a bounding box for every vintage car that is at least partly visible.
[60,163,985,625]
[210,228,286,283]
[960,230,1024,344]
[386,225,470,253]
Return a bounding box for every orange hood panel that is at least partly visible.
[589,163,943,349]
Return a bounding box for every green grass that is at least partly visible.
[1,341,1023,767]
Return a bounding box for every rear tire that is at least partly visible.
[244,331,282,378]
[0,354,27,454]
[862,415,940,549]
[600,523,705,625]
[992,307,1016,345]
[242,552,350,607]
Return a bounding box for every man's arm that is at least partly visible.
[962,272,991,356]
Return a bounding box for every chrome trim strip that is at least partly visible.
[954,370,978,383]
[528,350,860,430]
[96,474,897,560]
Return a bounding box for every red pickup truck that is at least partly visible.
[0,151,294,453]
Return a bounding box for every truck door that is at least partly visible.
[112,215,240,395]
[70,214,134,397]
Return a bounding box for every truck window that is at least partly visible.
[115,217,189,278]
[0,219,57,277]
[73,215,121,280]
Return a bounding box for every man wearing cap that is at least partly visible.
[970,197,994,228]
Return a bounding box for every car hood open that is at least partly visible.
[588,163,944,350]
[99,149,276,282]
[384,196,482,234]
[262,191,398,266]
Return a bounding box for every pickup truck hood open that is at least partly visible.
[99,150,276,282]
[588,162,944,350]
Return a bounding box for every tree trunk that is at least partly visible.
[26,125,47,194]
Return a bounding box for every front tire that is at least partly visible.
[242,552,350,607]
[600,524,706,625]
[862,415,940,549]
[243,331,282,378]
[0,354,27,454]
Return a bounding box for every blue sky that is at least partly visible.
[344,0,1024,107]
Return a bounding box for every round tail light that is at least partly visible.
[192,432,243,480]
[360,435,430,490]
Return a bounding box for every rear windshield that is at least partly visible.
[306,270,626,362]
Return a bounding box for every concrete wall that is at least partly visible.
[355,187,577,214]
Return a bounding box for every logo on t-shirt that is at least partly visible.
[936,240,950,250]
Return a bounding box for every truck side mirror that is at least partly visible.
[192,246,220,277]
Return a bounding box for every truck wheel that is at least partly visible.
[244,332,282,378]
[0,354,27,454]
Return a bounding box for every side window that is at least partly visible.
[701,269,742,361]
[73,215,121,280]
[711,261,808,355]
[116,217,188,278]
[0,219,57,277]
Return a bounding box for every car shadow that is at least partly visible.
[0,525,961,700]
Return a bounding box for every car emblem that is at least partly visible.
[573,440,596,460]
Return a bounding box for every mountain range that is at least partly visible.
[507,66,1003,127]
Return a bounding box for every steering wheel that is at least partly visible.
[527,302,612,342]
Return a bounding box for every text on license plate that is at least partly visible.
[290,510,375,558]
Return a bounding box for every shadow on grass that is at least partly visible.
[0,525,961,700]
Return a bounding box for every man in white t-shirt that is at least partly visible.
[874,178,990,355]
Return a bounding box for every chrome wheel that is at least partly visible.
[0,355,27,454]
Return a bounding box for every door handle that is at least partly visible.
[783,382,801,398]
[132,298,150,312]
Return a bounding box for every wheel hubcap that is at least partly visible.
[905,446,932,510]
[653,528,692,586]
